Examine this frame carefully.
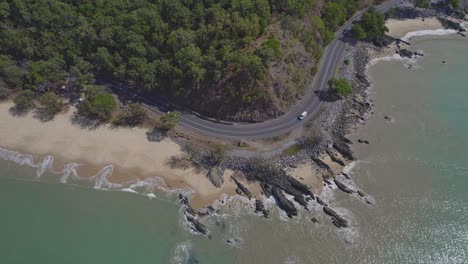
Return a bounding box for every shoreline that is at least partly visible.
[1,12,467,233]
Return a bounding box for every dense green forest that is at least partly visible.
[0,0,374,120]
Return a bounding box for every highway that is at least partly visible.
[102,0,402,139]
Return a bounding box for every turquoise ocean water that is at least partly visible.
[0,33,467,263]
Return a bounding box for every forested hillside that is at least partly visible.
[0,0,374,121]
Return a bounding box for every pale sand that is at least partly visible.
[367,18,447,61]
[0,102,236,208]
[386,18,443,39]
[287,163,324,194]
[287,151,347,195]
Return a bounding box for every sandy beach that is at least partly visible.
[0,101,247,207]
[366,17,458,61]
[385,18,443,38]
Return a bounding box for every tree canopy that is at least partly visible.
[13,90,35,110]
[78,85,116,121]
[328,77,352,97]
[160,111,182,131]
[351,7,388,41]
[113,103,147,127]
[0,0,372,120]
[38,92,63,119]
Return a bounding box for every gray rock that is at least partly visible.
[207,167,224,188]
[334,179,354,194]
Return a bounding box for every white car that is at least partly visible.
[298,111,307,120]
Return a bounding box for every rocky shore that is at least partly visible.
[174,5,467,236]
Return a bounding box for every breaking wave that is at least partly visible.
[401,28,457,42]
[0,147,191,201]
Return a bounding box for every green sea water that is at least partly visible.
[1,33,467,263]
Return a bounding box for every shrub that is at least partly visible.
[38,92,63,118]
[0,86,12,100]
[160,111,182,131]
[78,85,116,121]
[414,0,431,8]
[13,90,35,110]
[282,144,304,156]
[328,77,352,97]
[113,103,147,127]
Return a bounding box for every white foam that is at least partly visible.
[402,28,457,42]
[91,165,121,190]
[121,188,138,194]
[0,147,35,165]
[170,240,192,264]
[59,163,80,183]
[343,161,359,175]
[369,54,405,67]
[36,156,53,178]
[147,193,156,199]
[462,22,468,30]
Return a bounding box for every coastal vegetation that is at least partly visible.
[328,77,352,97]
[446,0,461,9]
[0,0,375,121]
[282,144,304,156]
[37,92,64,119]
[351,7,388,41]
[414,0,431,8]
[77,86,116,122]
[12,90,35,111]
[160,111,182,131]
[113,103,147,127]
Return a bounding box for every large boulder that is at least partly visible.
[207,167,224,187]
[334,179,354,194]
[233,177,251,197]
[272,186,298,218]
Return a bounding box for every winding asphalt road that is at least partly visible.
[102,0,402,139]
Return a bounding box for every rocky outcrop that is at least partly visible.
[312,156,334,176]
[207,167,224,187]
[255,199,269,218]
[372,35,396,47]
[272,186,298,218]
[186,214,208,235]
[334,179,354,194]
[326,149,346,166]
[396,38,411,46]
[246,161,313,214]
[255,199,265,212]
[357,139,370,144]
[341,172,351,179]
[333,140,355,161]
[323,206,348,228]
[260,182,273,197]
[179,194,209,236]
[357,190,365,197]
[316,196,328,206]
[399,49,423,58]
[438,17,467,32]
[233,177,251,197]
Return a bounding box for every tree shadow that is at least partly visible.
[70,113,103,130]
[8,105,31,117]
[166,155,192,170]
[33,108,55,122]
[314,90,341,102]
[146,128,168,142]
